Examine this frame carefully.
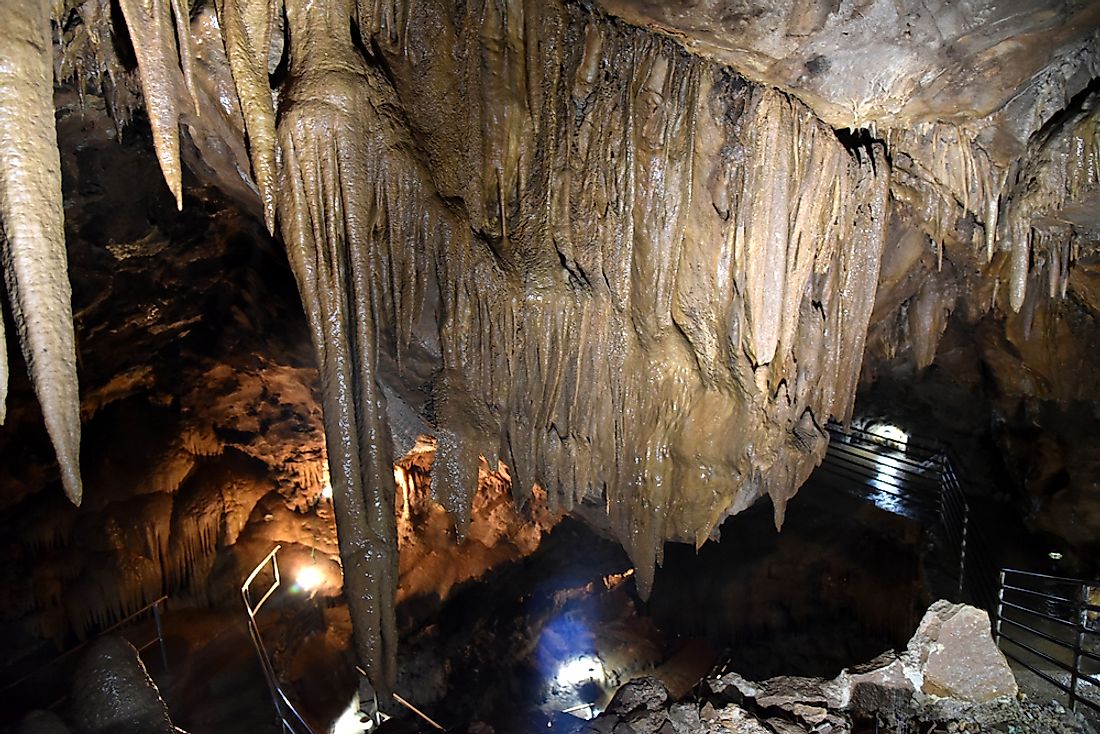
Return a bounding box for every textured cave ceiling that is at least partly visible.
[0,0,1098,699]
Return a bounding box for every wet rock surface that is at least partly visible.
[70,635,180,734]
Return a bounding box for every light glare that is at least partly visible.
[869,423,909,450]
[297,564,324,592]
[555,655,604,687]
[330,696,373,734]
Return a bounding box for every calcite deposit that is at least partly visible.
[0,0,1097,699]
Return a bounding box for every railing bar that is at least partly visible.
[817,467,941,505]
[0,595,170,695]
[394,692,446,731]
[997,617,1075,648]
[843,439,942,464]
[243,546,283,590]
[823,451,941,481]
[824,437,940,468]
[999,636,1079,675]
[153,599,168,671]
[1002,568,1100,587]
[825,421,943,452]
[276,688,317,733]
[999,600,1081,629]
[826,453,938,478]
[818,457,939,490]
[1000,584,1078,605]
[940,501,965,524]
[1075,670,1100,689]
[1001,648,1075,698]
[815,466,940,507]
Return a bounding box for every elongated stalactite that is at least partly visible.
[216,0,279,233]
[0,0,83,505]
[276,0,400,698]
[116,0,198,210]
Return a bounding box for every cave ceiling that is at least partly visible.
[0,0,1098,698]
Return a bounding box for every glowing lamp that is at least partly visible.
[297,564,325,593]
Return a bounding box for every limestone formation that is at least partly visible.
[0,0,1096,700]
[0,0,82,505]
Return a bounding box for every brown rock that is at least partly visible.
[908,601,1017,702]
[847,655,914,718]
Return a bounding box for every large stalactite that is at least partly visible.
[0,0,1097,699]
[0,0,83,506]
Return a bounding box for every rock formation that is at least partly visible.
[70,635,181,734]
[580,602,1062,734]
[0,0,1096,699]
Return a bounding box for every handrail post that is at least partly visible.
[1070,584,1085,713]
[153,598,169,672]
[958,503,969,601]
[995,569,1006,644]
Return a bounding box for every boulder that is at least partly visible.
[605,677,670,716]
[907,601,1018,703]
[847,655,914,718]
[70,635,179,734]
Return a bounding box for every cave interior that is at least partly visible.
[0,0,1099,732]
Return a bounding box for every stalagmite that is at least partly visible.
[0,0,83,505]
[117,0,199,210]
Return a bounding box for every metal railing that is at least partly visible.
[0,596,170,720]
[821,426,943,516]
[241,545,318,734]
[995,569,1100,715]
[823,423,997,612]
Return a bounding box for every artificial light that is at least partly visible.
[869,423,909,450]
[555,655,604,688]
[297,564,325,593]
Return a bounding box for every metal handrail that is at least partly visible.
[825,422,1000,612]
[996,568,1100,714]
[241,545,318,734]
